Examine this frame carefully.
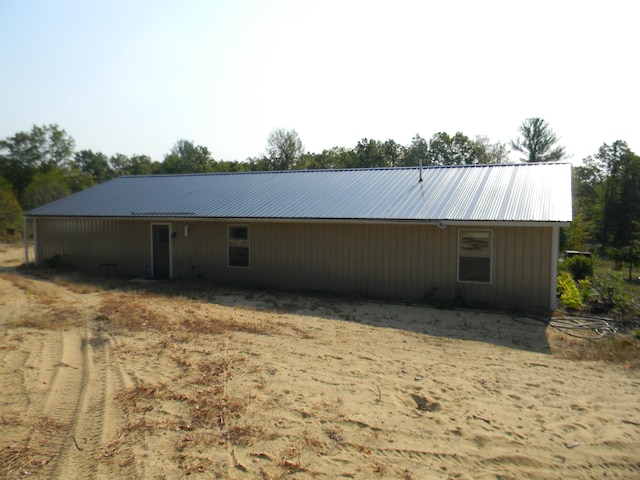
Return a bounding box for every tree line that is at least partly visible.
[569,141,640,276]
[2,119,638,269]
[0,118,560,214]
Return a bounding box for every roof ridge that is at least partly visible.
[121,161,568,179]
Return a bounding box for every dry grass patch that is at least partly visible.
[115,376,250,435]
[33,299,83,326]
[10,302,83,329]
[49,276,102,294]
[101,434,135,470]
[182,313,277,336]
[1,272,85,328]
[0,271,34,293]
[98,290,279,338]
[116,384,166,414]
[221,425,261,447]
[0,443,36,478]
[0,416,67,477]
[110,379,259,476]
[98,292,171,332]
[548,329,640,367]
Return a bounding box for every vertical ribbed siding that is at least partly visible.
[171,221,227,278]
[243,223,550,309]
[34,218,555,310]
[35,218,150,275]
[461,226,552,308]
[244,222,459,301]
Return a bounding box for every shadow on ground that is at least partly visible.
[12,265,553,355]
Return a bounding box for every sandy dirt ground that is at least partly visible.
[0,243,639,479]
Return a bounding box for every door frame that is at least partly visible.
[150,223,173,278]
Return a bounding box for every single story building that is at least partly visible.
[24,163,572,311]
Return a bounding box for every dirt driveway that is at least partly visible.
[0,243,639,479]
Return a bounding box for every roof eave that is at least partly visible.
[23,214,572,227]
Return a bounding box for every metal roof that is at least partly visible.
[25,163,573,224]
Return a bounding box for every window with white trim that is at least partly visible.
[228,225,250,268]
[458,229,492,283]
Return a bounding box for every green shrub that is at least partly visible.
[564,255,593,280]
[612,290,633,312]
[577,278,595,303]
[557,271,584,310]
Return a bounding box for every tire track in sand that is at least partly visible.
[0,347,34,477]
[29,321,134,479]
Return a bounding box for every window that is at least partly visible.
[228,225,250,268]
[458,230,492,283]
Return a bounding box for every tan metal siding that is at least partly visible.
[459,226,552,309]
[33,218,555,310]
[245,223,459,301]
[171,221,227,278]
[36,218,150,275]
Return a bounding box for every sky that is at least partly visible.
[1,0,638,164]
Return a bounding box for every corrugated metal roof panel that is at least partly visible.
[25,163,573,223]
